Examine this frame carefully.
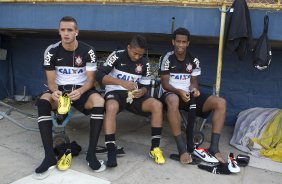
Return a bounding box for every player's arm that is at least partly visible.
[132,61,151,98]
[96,52,137,91]
[100,73,134,87]
[190,76,200,97]
[69,70,95,101]
[46,70,57,92]
[161,74,190,102]
[190,57,201,97]
[132,78,149,98]
[160,74,187,97]
[43,45,62,100]
[46,70,62,101]
[69,48,96,101]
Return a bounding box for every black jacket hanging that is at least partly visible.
[225,0,253,60]
[252,15,272,70]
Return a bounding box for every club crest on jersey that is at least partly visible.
[135,64,143,74]
[186,63,193,72]
[75,56,83,66]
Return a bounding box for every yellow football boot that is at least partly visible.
[57,150,72,171]
[57,94,71,115]
[149,147,165,165]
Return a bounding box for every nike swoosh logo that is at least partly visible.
[57,58,63,61]
[171,66,176,68]
[121,63,126,66]
[196,151,206,158]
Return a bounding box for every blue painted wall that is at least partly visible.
[9,38,52,98]
[194,47,282,124]
[0,3,282,124]
[0,57,9,99]
[0,3,282,40]
[0,37,11,99]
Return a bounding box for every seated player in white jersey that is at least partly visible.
[35,16,105,178]
[159,27,227,164]
[96,35,165,167]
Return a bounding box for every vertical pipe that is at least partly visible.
[171,17,175,33]
[278,0,281,11]
[215,2,227,96]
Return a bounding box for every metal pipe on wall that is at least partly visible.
[215,1,227,96]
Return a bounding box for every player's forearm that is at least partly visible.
[140,87,147,95]
[102,75,124,86]
[190,76,199,91]
[47,82,58,93]
[78,79,94,95]
[162,83,182,96]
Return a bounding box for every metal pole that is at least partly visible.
[215,2,227,96]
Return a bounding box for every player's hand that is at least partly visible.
[132,88,145,98]
[121,80,138,91]
[52,90,62,101]
[68,89,82,101]
[191,88,200,97]
[178,89,190,103]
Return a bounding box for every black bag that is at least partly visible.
[253,15,272,70]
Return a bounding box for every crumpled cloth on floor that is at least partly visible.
[252,110,282,162]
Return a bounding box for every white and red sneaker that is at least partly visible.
[228,153,240,173]
[193,148,219,164]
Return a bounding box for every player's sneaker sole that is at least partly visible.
[32,165,56,180]
[88,160,106,173]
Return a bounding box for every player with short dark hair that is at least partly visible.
[35,16,105,177]
[96,35,165,167]
[159,27,227,164]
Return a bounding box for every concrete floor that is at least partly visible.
[0,100,282,184]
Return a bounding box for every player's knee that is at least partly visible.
[92,94,105,106]
[145,99,162,115]
[151,99,163,111]
[40,93,52,101]
[105,101,119,113]
[216,97,226,110]
[37,99,52,116]
[166,95,179,108]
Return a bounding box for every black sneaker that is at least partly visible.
[96,145,107,154]
[116,146,126,157]
[96,145,126,157]
[198,163,231,175]
[236,154,250,167]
